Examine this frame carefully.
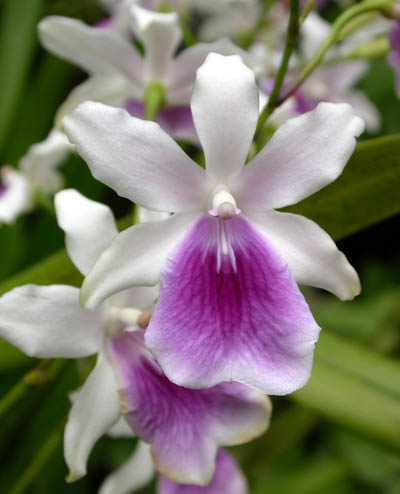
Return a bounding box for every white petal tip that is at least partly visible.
[66,470,85,483]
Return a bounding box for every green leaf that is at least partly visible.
[291,340,400,451]
[288,134,400,240]
[0,0,44,154]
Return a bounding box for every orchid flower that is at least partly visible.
[296,13,382,132]
[39,6,248,142]
[64,53,363,396]
[0,189,157,481]
[99,442,247,494]
[0,188,270,485]
[0,130,71,225]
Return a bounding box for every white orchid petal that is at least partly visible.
[248,210,361,300]
[0,167,32,224]
[191,53,259,181]
[234,103,364,211]
[81,212,198,309]
[63,102,209,213]
[55,189,118,276]
[131,5,181,83]
[0,285,102,358]
[55,75,141,129]
[19,129,72,193]
[98,441,154,494]
[38,16,144,88]
[65,351,121,482]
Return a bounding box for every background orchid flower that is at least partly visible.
[0,189,159,482]
[0,130,71,226]
[99,442,248,494]
[108,329,270,485]
[39,6,249,142]
[64,53,363,396]
[298,12,382,133]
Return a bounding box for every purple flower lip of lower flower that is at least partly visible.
[108,329,271,487]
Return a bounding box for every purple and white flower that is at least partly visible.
[0,189,157,481]
[298,13,381,132]
[39,6,248,142]
[0,130,71,225]
[64,53,363,396]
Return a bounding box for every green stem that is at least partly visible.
[144,82,166,121]
[10,422,63,494]
[0,359,65,419]
[323,35,390,64]
[256,0,300,137]
[278,0,393,105]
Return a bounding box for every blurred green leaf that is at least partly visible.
[254,454,348,494]
[4,54,77,164]
[292,351,400,451]
[317,331,400,400]
[0,0,44,154]
[288,134,400,240]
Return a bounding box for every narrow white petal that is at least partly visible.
[191,53,259,181]
[0,167,32,224]
[55,75,141,129]
[38,16,144,88]
[64,102,209,212]
[19,129,72,193]
[131,5,181,83]
[81,213,198,309]
[55,189,118,275]
[248,210,361,300]
[65,351,121,482]
[0,285,102,358]
[234,102,364,211]
[98,441,154,494]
